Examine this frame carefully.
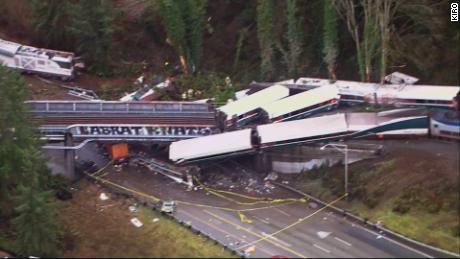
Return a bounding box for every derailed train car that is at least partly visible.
[216,84,290,129]
[258,84,340,123]
[295,77,460,109]
[216,84,340,130]
[430,110,460,140]
[0,38,83,80]
[169,109,444,164]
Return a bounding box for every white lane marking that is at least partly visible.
[314,244,331,253]
[274,207,291,217]
[261,232,292,247]
[354,224,433,258]
[334,236,352,247]
[253,216,270,224]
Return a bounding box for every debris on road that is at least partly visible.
[308,202,318,209]
[60,85,100,100]
[129,204,138,213]
[131,217,143,228]
[317,231,331,239]
[153,218,160,223]
[99,193,109,201]
[264,171,278,181]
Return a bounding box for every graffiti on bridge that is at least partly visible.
[70,125,217,138]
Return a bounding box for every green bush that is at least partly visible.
[47,175,71,193]
[99,83,138,100]
[363,192,379,209]
[393,197,411,214]
[452,225,460,237]
[175,72,232,103]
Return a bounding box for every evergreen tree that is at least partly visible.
[155,0,208,74]
[29,0,75,49]
[184,0,208,73]
[13,183,59,257]
[257,0,275,80]
[322,0,338,80]
[0,65,59,256]
[285,0,303,78]
[0,65,36,206]
[67,0,116,76]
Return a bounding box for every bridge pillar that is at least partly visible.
[64,132,77,180]
[254,152,272,175]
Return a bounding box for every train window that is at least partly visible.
[55,61,71,69]
[433,124,438,128]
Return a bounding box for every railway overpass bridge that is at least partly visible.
[28,100,219,143]
[28,100,219,179]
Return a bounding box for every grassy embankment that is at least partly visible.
[58,180,235,258]
[0,180,235,258]
[291,146,460,254]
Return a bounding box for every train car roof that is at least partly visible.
[295,77,332,87]
[260,84,340,119]
[395,85,460,101]
[169,128,253,162]
[335,81,378,96]
[218,84,289,119]
[0,38,21,56]
[257,113,347,144]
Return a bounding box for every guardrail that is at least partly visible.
[83,171,242,258]
[26,100,213,114]
[273,182,460,258]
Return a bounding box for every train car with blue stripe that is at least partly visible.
[430,110,460,140]
[259,84,340,123]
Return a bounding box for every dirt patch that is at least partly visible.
[0,250,11,257]
[23,73,137,100]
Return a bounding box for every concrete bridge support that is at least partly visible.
[64,132,76,180]
[254,151,272,175]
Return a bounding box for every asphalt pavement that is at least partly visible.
[101,164,432,258]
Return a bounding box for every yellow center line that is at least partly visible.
[179,210,275,257]
[204,209,307,258]
[238,194,347,250]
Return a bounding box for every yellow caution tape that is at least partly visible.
[237,211,253,224]
[85,161,307,215]
[193,176,308,206]
[238,193,348,250]
[90,160,114,177]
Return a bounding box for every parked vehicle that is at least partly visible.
[160,200,176,214]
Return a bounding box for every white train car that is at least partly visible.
[430,110,460,140]
[257,113,349,147]
[260,84,340,123]
[296,76,460,109]
[169,128,255,163]
[0,38,81,80]
[217,84,289,127]
[391,85,460,109]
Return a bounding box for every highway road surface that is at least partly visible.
[100,164,433,258]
